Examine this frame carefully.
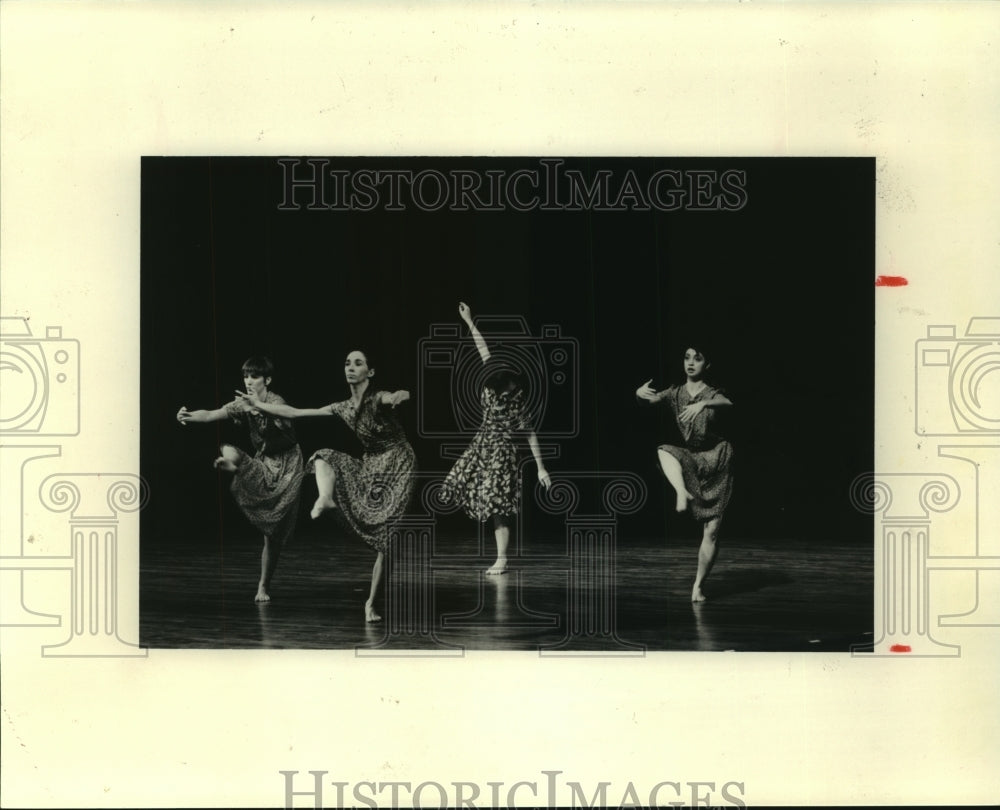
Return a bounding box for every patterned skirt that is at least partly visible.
[308,442,416,553]
[658,440,734,522]
[229,444,305,539]
[440,435,520,522]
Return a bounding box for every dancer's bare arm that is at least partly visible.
[459,301,491,363]
[176,405,229,425]
[678,392,733,424]
[635,379,663,404]
[234,391,332,418]
[380,390,410,408]
[527,430,552,489]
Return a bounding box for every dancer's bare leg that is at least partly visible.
[365,551,385,622]
[692,517,721,602]
[216,444,276,601]
[486,515,510,575]
[256,509,297,603]
[311,458,338,519]
[256,535,281,603]
[214,444,242,473]
[657,449,693,512]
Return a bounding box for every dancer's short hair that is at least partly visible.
[241,355,275,379]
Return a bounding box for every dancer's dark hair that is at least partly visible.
[483,358,525,395]
[242,355,275,379]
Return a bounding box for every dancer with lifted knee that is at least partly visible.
[636,345,733,601]
[176,356,304,603]
[440,302,552,575]
[238,349,415,623]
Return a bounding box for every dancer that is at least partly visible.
[636,345,733,601]
[237,349,415,623]
[441,302,552,575]
[176,356,304,603]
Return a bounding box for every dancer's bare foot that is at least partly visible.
[310,496,337,520]
[676,489,694,513]
[255,587,271,603]
[691,586,706,602]
[214,456,238,473]
[485,558,509,576]
[364,601,382,623]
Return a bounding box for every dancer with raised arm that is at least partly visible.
[636,346,733,601]
[176,356,304,603]
[441,302,552,575]
[238,349,415,623]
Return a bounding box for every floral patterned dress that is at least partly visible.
[652,384,734,522]
[307,393,416,553]
[441,386,530,521]
[223,392,305,541]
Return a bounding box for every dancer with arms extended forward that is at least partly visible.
[636,345,733,601]
[441,302,552,575]
[176,356,304,603]
[238,349,414,623]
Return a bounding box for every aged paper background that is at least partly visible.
[2,2,998,807]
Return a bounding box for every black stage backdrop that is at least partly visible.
[140,157,873,550]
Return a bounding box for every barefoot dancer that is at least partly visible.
[176,356,304,603]
[636,346,733,601]
[440,302,552,575]
[238,350,415,623]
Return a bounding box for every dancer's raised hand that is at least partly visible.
[635,379,658,401]
[235,389,262,408]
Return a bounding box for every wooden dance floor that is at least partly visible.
[141,519,873,653]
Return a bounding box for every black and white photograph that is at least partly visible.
[2,3,998,808]
[140,156,874,652]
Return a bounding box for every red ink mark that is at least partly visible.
[875,275,908,287]
[890,644,912,653]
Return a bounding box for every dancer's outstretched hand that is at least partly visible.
[635,379,658,401]
[234,389,262,407]
[538,469,552,489]
[458,301,472,323]
[383,390,409,409]
[176,406,191,425]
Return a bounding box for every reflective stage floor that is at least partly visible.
[141,520,873,653]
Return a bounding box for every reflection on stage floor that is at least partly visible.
[141,524,872,653]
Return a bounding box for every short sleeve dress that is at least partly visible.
[223,392,305,540]
[653,384,734,522]
[307,393,416,554]
[440,386,530,522]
